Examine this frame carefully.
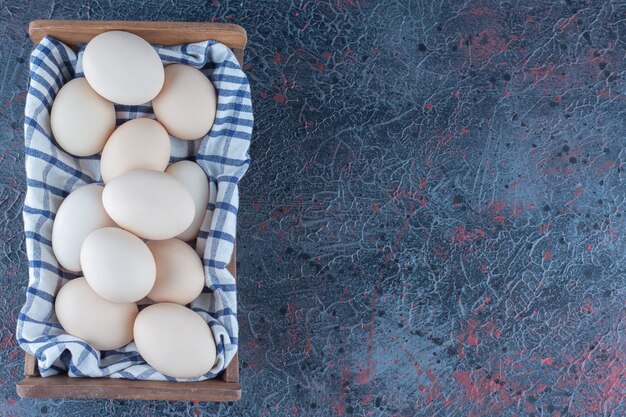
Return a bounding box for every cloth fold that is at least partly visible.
[16,36,252,381]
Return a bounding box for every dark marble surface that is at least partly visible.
[1,1,625,416]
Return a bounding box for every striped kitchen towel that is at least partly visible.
[16,35,252,381]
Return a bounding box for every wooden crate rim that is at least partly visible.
[29,20,247,47]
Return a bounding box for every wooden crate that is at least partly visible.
[16,20,246,402]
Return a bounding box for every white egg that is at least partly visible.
[55,277,138,351]
[152,64,217,140]
[102,170,194,240]
[134,303,216,378]
[52,184,117,272]
[80,227,156,303]
[146,239,205,305]
[50,78,116,156]
[82,31,164,105]
[100,118,171,183]
[165,161,210,241]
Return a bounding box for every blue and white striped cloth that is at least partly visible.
[16,36,252,380]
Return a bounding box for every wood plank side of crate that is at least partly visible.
[29,20,246,59]
[16,376,241,402]
[29,20,245,64]
[221,245,239,384]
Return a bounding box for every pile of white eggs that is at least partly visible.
[50,31,221,379]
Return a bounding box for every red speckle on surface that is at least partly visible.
[543,251,553,261]
[559,15,579,31]
[452,367,517,416]
[572,187,584,196]
[399,344,423,376]
[371,202,380,212]
[540,357,554,365]
[582,301,596,314]
[538,223,552,234]
[459,128,471,135]
[484,319,501,339]
[586,244,593,252]
[454,227,486,243]
[426,369,436,383]
[462,319,479,347]
[271,204,298,220]
[437,132,455,145]
[468,30,508,62]
[6,91,26,110]
[467,7,495,16]
[286,303,297,323]
[274,92,287,103]
[357,359,374,384]
[322,51,333,59]
[490,200,505,212]
[452,370,480,402]
[335,0,357,11]
[7,348,20,362]
[424,102,433,110]
[525,64,556,80]
[313,63,325,71]
[305,337,312,355]
[334,366,351,415]
[273,51,282,64]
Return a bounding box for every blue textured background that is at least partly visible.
[1,1,625,416]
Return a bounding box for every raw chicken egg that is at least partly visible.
[82,31,164,105]
[52,184,117,272]
[146,238,205,305]
[50,78,116,156]
[152,64,217,140]
[102,170,194,240]
[165,161,210,241]
[134,303,216,378]
[80,227,156,303]
[100,118,170,183]
[55,277,138,351]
